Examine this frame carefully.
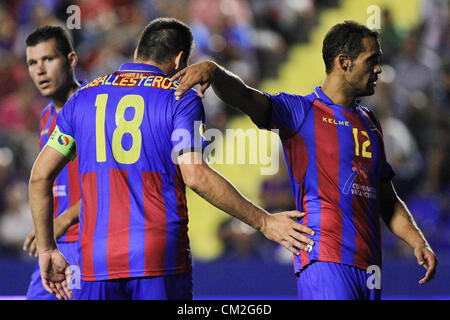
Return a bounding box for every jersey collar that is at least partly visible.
[313,86,334,105]
[118,63,165,74]
[313,86,359,113]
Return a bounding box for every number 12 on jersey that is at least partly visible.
[95,94,144,164]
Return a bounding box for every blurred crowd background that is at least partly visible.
[0,0,448,297]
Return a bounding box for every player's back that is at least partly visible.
[57,63,205,281]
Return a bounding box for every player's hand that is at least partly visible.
[414,245,437,285]
[171,61,217,100]
[38,248,73,300]
[261,211,315,256]
[23,230,37,257]
[23,217,69,257]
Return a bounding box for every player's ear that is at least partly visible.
[67,52,78,68]
[174,51,186,70]
[337,54,350,72]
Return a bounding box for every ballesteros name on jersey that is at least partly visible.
[82,72,180,90]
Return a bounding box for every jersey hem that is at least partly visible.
[81,267,192,281]
[297,255,379,274]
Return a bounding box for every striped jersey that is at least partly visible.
[264,86,394,273]
[39,83,85,242]
[55,63,206,281]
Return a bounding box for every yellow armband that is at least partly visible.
[47,125,77,161]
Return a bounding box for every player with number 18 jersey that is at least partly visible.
[51,63,205,295]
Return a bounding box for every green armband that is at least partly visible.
[47,125,77,161]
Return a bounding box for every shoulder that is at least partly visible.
[267,91,315,110]
[173,86,204,109]
[40,102,53,119]
[358,105,383,132]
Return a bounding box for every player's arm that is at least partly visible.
[379,181,437,284]
[23,199,81,257]
[171,61,272,128]
[177,152,315,255]
[28,127,76,300]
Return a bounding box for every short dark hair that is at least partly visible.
[135,17,193,64]
[322,21,379,74]
[25,25,74,56]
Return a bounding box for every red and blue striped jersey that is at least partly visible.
[56,63,206,281]
[39,92,84,242]
[265,86,394,273]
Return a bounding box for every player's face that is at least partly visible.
[26,39,72,98]
[345,37,382,97]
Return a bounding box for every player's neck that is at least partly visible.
[51,80,80,112]
[134,59,176,77]
[321,76,357,111]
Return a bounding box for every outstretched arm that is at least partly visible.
[171,61,272,128]
[380,181,437,284]
[29,146,73,300]
[177,152,315,255]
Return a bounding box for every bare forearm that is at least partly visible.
[188,165,267,231]
[174,61,271,128]
[212,64,271,127]
[388,200,430,249]
[29,179,57,251]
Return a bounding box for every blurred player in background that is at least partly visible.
[28,17,313,300]
[23,26,83,300]
[171,21,438,300]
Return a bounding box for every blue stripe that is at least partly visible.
[162,173,179,273]
[92,167,110,278]
[297,105,321,265]
[128,170,145,276]
[334,109,356,266]
[358,109,380,265]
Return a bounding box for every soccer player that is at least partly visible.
[28,18,313,300]
[171,21,438,300]
[23,26,84,300]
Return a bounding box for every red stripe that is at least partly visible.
[39,108,51,149]
[80,171,97,279]
[65,157,81,241]
[174,166,190,271]
[142,171,166,275]
[351,187,372,269]
[53,180,59,219]
[345,111,373,269]
[313,101,343,263]
[49,115,57,137]
[300,189,309,269]
[107,169,131,278]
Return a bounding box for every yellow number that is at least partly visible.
[352,128,360,156]
[95,94,144,164]
[95,94,108,162]
[352,128,372,159]
[360,130,372,158]
[112,95,144,164]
